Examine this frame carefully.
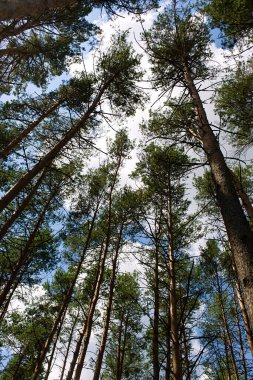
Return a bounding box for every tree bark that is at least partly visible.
[0,78,113,214]
[152,241,160,380]
[92,224,124,380]
[65,244,105,380]
[233,263,253,357]
[183,64,253,327]
[168,184,182,380]
[31,201,100,380]
[232,282,248,380]
[216,270,239,380]
[0,168,47,241]
[59,311,79,380]
[0,0,76,20]
[73,155,122,380]
[230,169,253,225]
[0,187,55,308]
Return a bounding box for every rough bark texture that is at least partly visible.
[183,64,253,328]
[0,0,76,20]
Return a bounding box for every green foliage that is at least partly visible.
[215,62,253,148]
[102,272,145,379]
[145,4,212,90]
[203,0,253,47]
[98,32,146,116]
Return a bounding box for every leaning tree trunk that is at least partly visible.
[0,99,65,160]
[0,168,47,241]
[183,64,253,327]
[0,79,113,214]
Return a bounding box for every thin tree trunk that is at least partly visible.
[182,326,191,380]
[72,243,108,380]
[168,185,182,380]
[152,241,160,380]
[117,314,129,380]
[223,331,232,380]
[0,0,77,21]
[0,78,113,213]
[44,308,66,380]
[0,168,47,241]
[216,270,239,380]
[0,99,64,160]
[31,201,100,380]
[165,305,171,380]
[0,188,54,308]
[234,274,253,357]
[230,169,253,225]
[183,65,253,326]
[73,158,122,380]
[115,313,124,380]
[65,244,105,380]
[92,224,124,380]
[59,311,79,380]
[232,282,248,380]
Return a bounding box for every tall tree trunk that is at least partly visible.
[152,241,160,380]
[168,186,182,380]
[216,270,239,380]
[183,65,253,327]
[115,313,124,380]
[72,243,108,380]
[223,331,232,380]
[0,0,77,21]
[182,326,191,380]
[65,244,105,380]
[232,282,248,380]
[59,311,80,380]
[165,305,171,380]
[116,314,129,380]
[230,169,253,225]
[44,309,66,380]
[0,78,113,213]
[73,159,122,380]
[31,202,100,380]
[234,273,253,357]
[92,224,124,380]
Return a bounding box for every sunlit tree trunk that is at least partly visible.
[183,64,253,327]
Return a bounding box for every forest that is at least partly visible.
[0,0,253,379]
